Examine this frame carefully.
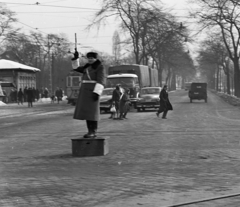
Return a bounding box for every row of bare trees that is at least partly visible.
[193,0,240,97]
[198,34,232,94]
[0,1,196,91]
[92,0,195,88]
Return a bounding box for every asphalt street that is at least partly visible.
[1,90,240,207]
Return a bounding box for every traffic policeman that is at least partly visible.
[70,50,105,138]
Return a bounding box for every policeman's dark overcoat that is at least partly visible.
[73,59,105,121]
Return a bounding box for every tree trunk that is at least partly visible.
[233,59,240,97]
[157,57,163,87]
[171,71,176,91]
[225,62,231,95]
[216,66,219,91]
[165,66,171,88]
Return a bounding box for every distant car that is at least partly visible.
[100,88,114,113]
[136,87,161,112]
[188,82,207,103]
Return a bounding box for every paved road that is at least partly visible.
[1,90,240,207]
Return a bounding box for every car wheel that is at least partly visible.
[137,108,141,112]
[190,99,192,103]
[205,98,207,103]
[142,107,145,111]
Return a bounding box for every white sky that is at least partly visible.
[2,0,201,56]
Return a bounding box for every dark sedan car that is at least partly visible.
[136,87,161,112]
[188,82,207,103]
[100,88,114,113]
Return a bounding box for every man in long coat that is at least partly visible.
[156,85,173,119]
[71,50,105,138]
[55,87,63,104]
[17,88,24,105]
[27,87,34,107]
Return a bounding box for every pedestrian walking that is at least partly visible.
[44,88,49,98]
[156,85,173,119]
[36,88,40,101]
[50,93,55,103]
[70,50,105,138]
[17,88,24,105]
[109,84,122,119]
[32,87,36,102]
[27,87,34,107]
[119,88,131,120]
[55,87,63,104]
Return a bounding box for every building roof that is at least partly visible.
[0,59,40,72]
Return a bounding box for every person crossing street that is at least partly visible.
[156,85,173,119]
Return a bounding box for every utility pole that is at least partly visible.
[47,34,53,96]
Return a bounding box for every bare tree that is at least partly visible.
[142,7,190,86]
[0,3,20,46]
[198,34,231,93]
[191,0,240,97]
[89,0,160,64]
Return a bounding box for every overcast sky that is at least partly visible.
[2,0,199,55]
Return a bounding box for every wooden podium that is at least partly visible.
[71,137,109,157]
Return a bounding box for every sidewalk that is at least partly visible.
[0,96,68,107]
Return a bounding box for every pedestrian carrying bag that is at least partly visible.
[110,105,116,113]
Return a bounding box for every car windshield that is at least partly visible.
[141,88,160,95]
[106,77,135,88]
[101,89,114,96]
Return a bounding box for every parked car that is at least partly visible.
[100,88,114,113]
[136,87,161,112]
[188,82,207,103]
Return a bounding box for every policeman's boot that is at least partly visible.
[84,121,97,138]
[83,121,91,138]
[91,121,98,138]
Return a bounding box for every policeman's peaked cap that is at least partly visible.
[86,52,98,59]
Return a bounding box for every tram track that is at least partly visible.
[164,192,240,207]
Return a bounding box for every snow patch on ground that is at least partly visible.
[38,98,52,103]
[0,101,7,106]
[37,96,68,103]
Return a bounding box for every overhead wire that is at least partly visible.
[1,1,209,51]
[0,2,101,10]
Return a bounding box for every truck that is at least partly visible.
[106,64,158,107]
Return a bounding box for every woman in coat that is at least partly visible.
[109,84,122,119]
[71,50,105,138]
[119,88,131,119]
[156,85,173,119]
